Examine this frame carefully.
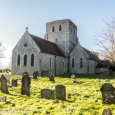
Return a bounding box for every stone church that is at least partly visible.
[12,19,99,76]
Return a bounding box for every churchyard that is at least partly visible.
[0,72,115,115]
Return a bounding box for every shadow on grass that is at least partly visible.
[56,72,115,79]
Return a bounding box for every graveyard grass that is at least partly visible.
[0,72,115,115]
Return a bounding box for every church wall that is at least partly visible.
[11,32,41,76]
[70,43,88,73]
[40,53,65,75]
[88,59,96,74]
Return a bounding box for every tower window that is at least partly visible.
[31,54,34,66]
[17,54,20,66]
[52,26,55,32]
[80,58,83,68]
[24,54,27,66]
[59,25,61,31]
[72,58,74,67]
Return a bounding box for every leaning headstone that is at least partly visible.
[95,78,100,82]
[12,79,17,87]
[100,83,115,104]
[55,84,66,101]
[71,74,75,79]
[109,70,113,75]
[0,96,7,102]
[5,74,10,84]
[49,75,55,81]
[41,88,54,99]
[21,72,31,96]
[1,74,9,94]
[102,108,112,115]
[41,70,49,77]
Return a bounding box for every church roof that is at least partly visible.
[29,34,65,57]
[82,47,99,61]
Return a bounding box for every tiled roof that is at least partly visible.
[29,34,65,57]
[82,47,99,61]
[97,60,110,68]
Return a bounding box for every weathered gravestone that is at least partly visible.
[21,72,31,96]
[105,79,110,82]
[55,84,66,101]
[5,74,10,84]
[49,75,55,81]
[41,88,54,99]
[12,79,17,87]
[33,71,38,79]
[95,78,100,82]
[100,83,115,104]
[0,96,7,102]
[102,108,112,115]
[71,74,75,79]
[41,70,49,77]
[1,74,9,94]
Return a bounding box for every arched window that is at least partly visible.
[52,26,55,32]
[59,25,61,31]
[31,54,34,66]
[80,58,83,68]
[24,54,27,66]
[17,54,20,66]
[50,58,51,69]
[72,58,74,68]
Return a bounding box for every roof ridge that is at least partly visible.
[29,33,57,45]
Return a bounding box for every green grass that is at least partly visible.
[0,72,115,115]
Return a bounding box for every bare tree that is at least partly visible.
[7,57,12,70]
[0,42,5,64]
[95,18,115,64]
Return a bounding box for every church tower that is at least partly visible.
[44,19,78,56]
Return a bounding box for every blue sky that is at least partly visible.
[0,0,115,68]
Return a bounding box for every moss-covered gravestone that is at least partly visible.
[100,83,115,104]
[55,84,66,101]
[1,74,9,94]
[49,75,55,81]
[41,88,54,99]
[102,108,112,115]
[12,79,17,87]
[21,72,31,96]
[33,71,38,79]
